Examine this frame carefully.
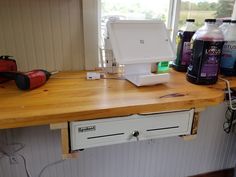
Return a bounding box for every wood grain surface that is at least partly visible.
[0,70,235,129]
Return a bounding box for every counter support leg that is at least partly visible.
[50,122,79,159]
[181,108,204,141]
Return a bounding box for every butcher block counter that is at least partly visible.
[0,70,235,130]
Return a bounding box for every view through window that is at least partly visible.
[179,0,235,28]
[101,0,171,43]
[100,0,172,68]
[99,0,236,67]
[101,0,170,21]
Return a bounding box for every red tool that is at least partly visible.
[0,55,17,83]
[0,70,51,90]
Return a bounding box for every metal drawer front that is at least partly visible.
[70,109,194,150]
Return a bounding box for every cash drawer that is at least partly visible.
[70,109,194,150]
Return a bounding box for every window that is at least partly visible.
[99,0,178,67]
[100,0,172,46]
[101,0,171,23]
[179,0,235,28]
[82,0,236,69]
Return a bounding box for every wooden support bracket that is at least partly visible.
[181,108,205,141]
[50,122,79,159]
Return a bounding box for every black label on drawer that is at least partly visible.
[78,126,96,133]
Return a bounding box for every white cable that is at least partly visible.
[18,154,33,177]
[0,143,25,157]
[0,142,66,177]
[0,143,33,177]
[50,70,59,75]
[219,77,236,110]
[38,159,65,177]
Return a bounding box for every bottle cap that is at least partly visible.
[186,19,195,22]
[205,19,216,22]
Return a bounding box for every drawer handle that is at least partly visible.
[87,133,124,139]
[146,126,179,132]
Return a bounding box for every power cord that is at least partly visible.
[223,102,236,133]
[0,143,33,177]
[18,154,33,177]
[219,77,236,133]
[219,77,236,110]
[0,142,25,157]
[0,142,66,177]
[38,159,65,177]
[51,71,125,80]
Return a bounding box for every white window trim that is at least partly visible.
[232,0,236,19]
[82,0,181,70]
[168,0,181,50]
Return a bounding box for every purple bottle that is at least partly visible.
[173,19,197,72]
[187,19,224,85]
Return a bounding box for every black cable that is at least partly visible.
[224,101,236,133]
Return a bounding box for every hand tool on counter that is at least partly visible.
[0,70,51,90]
[0,55,17,83]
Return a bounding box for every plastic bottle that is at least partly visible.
[220,20,236,76]
[172,19,197,72]
[186,19,224,85]
[219,19,231,33]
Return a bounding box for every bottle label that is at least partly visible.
[221,41,236,69]
[175,31,195,67]
[200,42,223,77]
[181,41,191,65]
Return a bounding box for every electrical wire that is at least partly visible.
[0,131,66,177]
[0,143,33,177]
[51,76,125,80]
[50,71,59,75]
[51,77,84,79]
[50,70,125,80]
[0,143,25,157]
[38,159,65,177]
[219,77,236,133]
[219,77,236,110]
[18,154,33,177]
[0,142,66,177]
[224,105,235,133]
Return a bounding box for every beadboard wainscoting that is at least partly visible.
[0,103,235,177]
[0,0,85,72]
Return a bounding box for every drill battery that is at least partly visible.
[0,56,17,83]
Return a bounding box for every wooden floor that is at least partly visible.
[189,168,234,177]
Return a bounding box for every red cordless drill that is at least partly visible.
[0,70,51,90]
[0,55,17,83]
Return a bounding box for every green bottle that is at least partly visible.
[157,61,169,73]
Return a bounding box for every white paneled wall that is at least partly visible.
[0,103,236,177]
[0,0,84,71]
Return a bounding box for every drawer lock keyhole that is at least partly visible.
[132,130,139,141]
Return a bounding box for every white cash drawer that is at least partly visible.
[70,109,194,150]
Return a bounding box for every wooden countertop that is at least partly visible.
[0,70,235,129]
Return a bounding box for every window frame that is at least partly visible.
[82,0,181,69]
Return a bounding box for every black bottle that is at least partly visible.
[172,19,196,72]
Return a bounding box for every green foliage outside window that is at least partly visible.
[180,0,235,28]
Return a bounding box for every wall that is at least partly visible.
[0,0,85,71]
[0,103,235,177]
[82,0,99,70]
